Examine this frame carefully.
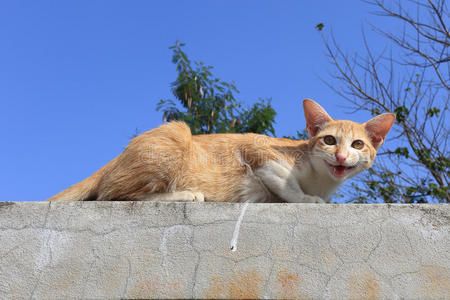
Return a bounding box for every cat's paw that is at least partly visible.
[191,192,205,202]
[302,195,325,203]
[179,191,205,202]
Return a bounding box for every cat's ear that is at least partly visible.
[364,113,396,148]
[303,99,333,136]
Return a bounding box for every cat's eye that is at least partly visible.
[323,135,336,145]
[352,140,364,149]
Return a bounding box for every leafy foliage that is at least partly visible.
[157,41,276,136]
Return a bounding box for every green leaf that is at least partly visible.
[426,107,440,117]
[370,108,380,116]
[394,147,409,158]
[394,106,409,123]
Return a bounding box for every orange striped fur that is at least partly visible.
[46,99,395,203]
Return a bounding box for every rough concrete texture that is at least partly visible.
[0,202,449,299]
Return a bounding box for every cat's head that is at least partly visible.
[303,99,395,181]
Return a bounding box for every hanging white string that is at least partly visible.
[230,202,249,251]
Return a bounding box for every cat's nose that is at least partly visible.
[335,153,347,164]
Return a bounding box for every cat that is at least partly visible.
[46,99,395,203]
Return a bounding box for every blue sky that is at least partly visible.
[1,1,397,201]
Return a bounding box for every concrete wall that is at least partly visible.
[0,201,449,299]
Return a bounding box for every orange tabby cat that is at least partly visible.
[46,99,395,203]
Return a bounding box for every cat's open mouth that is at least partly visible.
[325,162,356,177]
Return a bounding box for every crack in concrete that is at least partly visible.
[365,222,384,263]
[123,256,132,297]
[29,228,54,300]
[325,227,345,266]
[0,245,21,261]
[189,227,201,298]
[81,248,100,299]
[42,202,51,228]
[262,260,275,299]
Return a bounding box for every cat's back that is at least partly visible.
[192,131,306,148]
[127,121,193,153]
[135,121,305,150]
[192,131,308,167]
[130,121,308,167]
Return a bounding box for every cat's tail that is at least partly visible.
[45,157,118,202]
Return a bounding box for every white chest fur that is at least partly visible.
[298,166,341,200]
[251,160,338,203]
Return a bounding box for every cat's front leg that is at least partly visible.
[255,160,324,203]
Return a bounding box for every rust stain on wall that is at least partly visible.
[228,270,264,299]
[205,269,264,299]
[206,276,225,298]
[276,268,301,299]
[130,277,183,299]
[348,271,380,300]
[420,265,450,297]
[130,278,159,298]
[46,259,83,296]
